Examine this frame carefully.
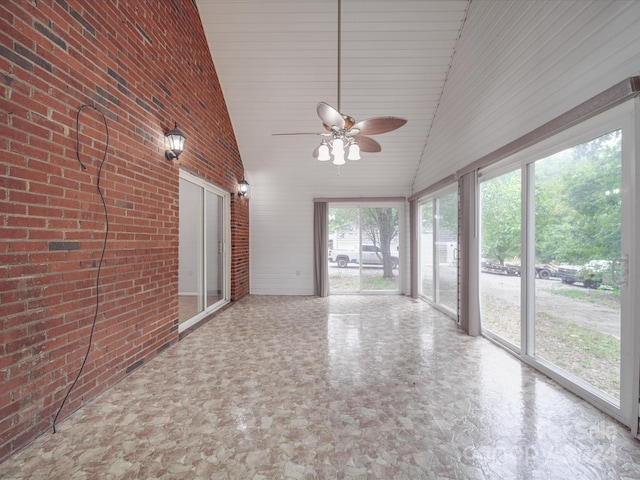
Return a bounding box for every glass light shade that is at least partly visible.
[331,137,344,155]
[239,179,249,196]
[333,148,345,165]
[166,122,186,159]
[318,143,331,161]
[347,143,360,160]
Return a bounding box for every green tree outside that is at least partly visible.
[481,130,621,268]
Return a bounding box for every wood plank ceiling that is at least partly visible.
[196,0,469,190]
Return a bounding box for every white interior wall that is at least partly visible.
[413,0,640,192]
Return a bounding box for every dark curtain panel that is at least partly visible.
[313,201,329,297]
[409,199,418,299]
[458,171,481,336]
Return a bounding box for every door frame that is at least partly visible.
[328,201,405,295]
[178,169,231,332]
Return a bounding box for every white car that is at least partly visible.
[329,244,399,268]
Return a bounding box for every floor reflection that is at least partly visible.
[2,295,639,479]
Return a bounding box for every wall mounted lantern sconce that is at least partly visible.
[165,122,186,160]
[238,178,249,197]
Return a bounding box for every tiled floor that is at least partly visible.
[2,295,640,479]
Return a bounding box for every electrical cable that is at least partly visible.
[52,105,109,433]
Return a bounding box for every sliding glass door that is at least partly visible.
[205,190,225,309]
[418,188,458,318]
[179,178,204,322]
[532,130,622,401]
[479,170,522,349]
[419,201,434,302]
[479,105,634,425]
[328,204,402,294]
[178,170,230,331]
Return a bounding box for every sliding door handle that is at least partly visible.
[611,254,628,286]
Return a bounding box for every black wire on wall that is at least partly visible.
[52,105,110,433]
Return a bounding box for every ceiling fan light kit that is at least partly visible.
[312,102,405,165]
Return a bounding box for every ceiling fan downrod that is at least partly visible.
[337,0,341,113]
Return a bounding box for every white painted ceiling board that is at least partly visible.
[196,0,469,189]
[412,0,640,192]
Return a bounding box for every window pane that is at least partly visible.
[420,202,433,300]
[328,207,360,292]
[480,170,522,348]
[436,192,458,311]
[533,130,621,400]
[205,191,224,309]
[361,207,399,292]
[178,178,203,323]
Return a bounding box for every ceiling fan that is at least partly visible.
[273,0,407,166]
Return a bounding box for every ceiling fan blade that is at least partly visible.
[351,117,407,136]
[354,135,381,153]
[317,102,345,130]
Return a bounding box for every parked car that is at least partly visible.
[329,244,399,268]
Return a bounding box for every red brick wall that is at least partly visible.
[0,0,249,461]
